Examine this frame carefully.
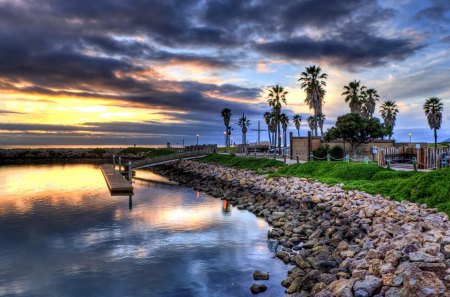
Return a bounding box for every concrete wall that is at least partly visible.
[325,139,395,155]
[290,136,321,160]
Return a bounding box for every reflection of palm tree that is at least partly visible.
[299,65,327,136]
[221,108,232,146]
[423,97,444,150]
[237,113,250,149]
[307,116,316,133]
[280,113,289,149]
[222,200,231,213]
[267,85,288,153]
[362,88,379,118]
[342,80,366,114]
[293,115,302,137]
[380,100,399,139]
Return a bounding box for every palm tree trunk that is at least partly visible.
[297,129,300,137]
[314,111,318,136]
[277,120,281,154]
[434,128,437,149]
[267,128,271,147]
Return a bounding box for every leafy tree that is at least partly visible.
[263,111,273,146]
[280,113,289,149]
[221,108,232,147]
[237,113,250,147]
[317,113,326,136]
[307,116,316,133]
[293,114,302,137]
[342,80,366,114]
[423,97,444,149]
[299,65,327,136]
[380,100,399,139]
[325,113,384,157]
[267,85,288,153]
[362,88,379,118]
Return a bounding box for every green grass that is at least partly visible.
[199,154,285,172]
[272,162,450,214]
[120,147,174,157]
[217,147,237,154]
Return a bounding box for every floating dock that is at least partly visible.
[100,164,133,193]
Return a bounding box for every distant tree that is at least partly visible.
[280,113,289,149]
[221,108,232,147]
[325,113,384,157]
[380,100,399,139]
[423,97,444,150]
[299,65,327,136]
[362,88,379,118]
[317,113,326,136]
[307,116,316,133]
[237,113,250,148]
[263,111,273,147]
[267,85,288,153]
[342,80,366,114]
[293,115,302,137]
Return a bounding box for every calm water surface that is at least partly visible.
[0,164,289,297]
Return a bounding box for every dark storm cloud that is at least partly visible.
[417,0,450,23]
[256,29,423,68]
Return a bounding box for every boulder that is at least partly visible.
[250,283,267,294]
[353,275,382,297]
[403,267,446,296]
[253,270,269,280]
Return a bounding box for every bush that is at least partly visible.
[88,148,106,155]
[312,145,329,159]
[329,145,344,160]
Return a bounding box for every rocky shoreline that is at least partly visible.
[152,160,449,297]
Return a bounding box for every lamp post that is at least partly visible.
[196,134,199,146]
[224,131,227,147]
[409,132,412,143]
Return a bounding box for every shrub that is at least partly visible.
[329,145,344,160]
[312,145,329,160]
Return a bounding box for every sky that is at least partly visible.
[0,0,449,146]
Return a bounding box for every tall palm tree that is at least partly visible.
[317,113,326,136]
[342,80,366,114]
[221,108,232,147]
[307,116,316,133]
[299,65,327,136]
[267,85,288,154]
[237,113,251,150]
[269,115,277,150]
[362,88,379,118]
[263,111,273,147]
[423,97,444,149]
[279,113,289,149]
[380,100,399,139]
[293,115,302,137]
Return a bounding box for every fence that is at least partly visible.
[377,147,449,170]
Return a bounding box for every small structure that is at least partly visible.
[100,164,133,193]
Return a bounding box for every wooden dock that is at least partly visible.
[100,164,133,193]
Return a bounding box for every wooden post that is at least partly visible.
[296,154,299,164]
[307,131,312,162]
[118,157,122,172]
[128,161,132,182]
[113,155,116,167]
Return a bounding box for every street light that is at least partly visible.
[196,134,199,146]
[224,131,227,147]
[408,132,412,143]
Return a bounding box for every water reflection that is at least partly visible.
[0,165,289,297]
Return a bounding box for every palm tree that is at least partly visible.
[237,113,251,151]
[279,113,289,149]
[380,100,399,139]
[269,115,277,150]
[362,88,379,118]
[299,65,327,136]
[317,113,326,136]
[342,80,366,114]
[263,111,273,147]
[267,85,288,154]
[221,108,232,147]
[307,116,316,133]
[423,97,444,150]
[293,115,302,137]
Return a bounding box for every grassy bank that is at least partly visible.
[196,155,449,214]
[273,162,449,214]
[120,147,173,157]
[199,154,285,172]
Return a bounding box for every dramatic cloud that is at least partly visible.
[0,0,448,144]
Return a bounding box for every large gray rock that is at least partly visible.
[250,283,267,294]
[403,268,446,296]
[353,276,382,297]
[253,270,269,280]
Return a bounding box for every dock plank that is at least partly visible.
[100,164,133,193]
